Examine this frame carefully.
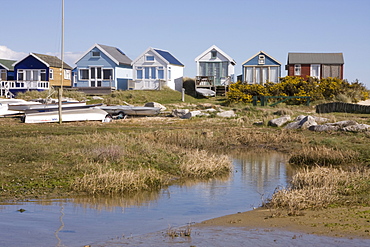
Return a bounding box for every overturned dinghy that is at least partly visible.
[98,105,161,117]
[23,108,112,123]
[196,88,216,97]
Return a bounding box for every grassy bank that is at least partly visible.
[1,89,370,208]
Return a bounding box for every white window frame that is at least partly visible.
[103,68,113,80]
[49,69,54,80]
[294,64,301,76]
[310,64,320,79]
[136,67,143,79]
[92,51,101,57]
[145,55,155,62]
[79,69,89,80]
[258,55,265,65]
[64,70,71,80]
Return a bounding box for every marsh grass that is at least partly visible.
[180,149,232,178]
[289,146,358,167]
[268,166,370,215]
[74,164,164,194]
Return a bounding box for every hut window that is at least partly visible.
[211,50,217,58]
[103,69,113,80]
[258,55,265,65]
[146,55,155,62]
[92,51,100,57]
[294,64,301,76]
[80,69,89,80]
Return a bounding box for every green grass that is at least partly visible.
[3,88,370,203]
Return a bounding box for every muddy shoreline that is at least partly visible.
[196,206,370,239]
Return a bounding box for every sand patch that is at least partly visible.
[196,206,370,239]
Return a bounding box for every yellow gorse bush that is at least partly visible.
[227,76,369,104]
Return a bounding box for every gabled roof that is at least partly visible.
[288,53,344,64]
[195,45,236,65]
[75,43,132,66]
[0,58,17,71]
[242,51,281,65]
[131,47,184,67]
[153,49,184,66]
[12,53,72,70]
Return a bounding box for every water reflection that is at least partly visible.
[0,151,291,247]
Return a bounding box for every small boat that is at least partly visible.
[24,103,102,114]
[23,108,112,123]
[0,99,41,116]
[99,105,161,117]
[196,88,216,97]
[8,101,86,112]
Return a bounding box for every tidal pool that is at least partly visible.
[0,151,305,246]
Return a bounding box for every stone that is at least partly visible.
[171,109,189,118]
[268,115,291,127]
[216,110,236,118]
[341,124,370,132]
[299,116,318,129]
[329,120,358,127]
[308,125,340,132]
[284,121,301,130]
[182,110,206,119]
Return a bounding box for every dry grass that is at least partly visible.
[289,146,358,167]
[180,149,232,178]
[74,163,164,194]
[267,166,370,215]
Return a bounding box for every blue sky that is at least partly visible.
[1,0,370,87]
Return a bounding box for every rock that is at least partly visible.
[216,110,236,118]
[342,124,370,132]
[144,102,167,111]
[294,115,306,121]
[182,110,209,119]
[204,108,217,113]
[268,115,291,127]
[299,116,318,129]
[284,121,301,130]
[308,125,340,132]
[328,120,358,128]
[171,109,189,118]
[312,116,329,123]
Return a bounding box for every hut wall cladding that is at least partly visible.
[316,102,370,114]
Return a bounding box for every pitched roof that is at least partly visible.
[154,49,184,66]
[75,44,132,66]
[97,44,132,65]
[12,53,73,69]
[195,45,236,65]
[242,51,281,65]
[0,58,17,70]
[32,53,73,69]
[288,53,344,64]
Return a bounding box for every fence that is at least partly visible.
[316,102,370,114]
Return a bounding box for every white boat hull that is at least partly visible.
[24,108,111,123]
[99,105,161,116]
[8,101,85,111]
[0,99,40,116]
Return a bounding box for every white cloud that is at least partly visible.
[0,45,27,60]
[0,46,83,67]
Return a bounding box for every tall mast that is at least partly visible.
[58,0,64,124]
